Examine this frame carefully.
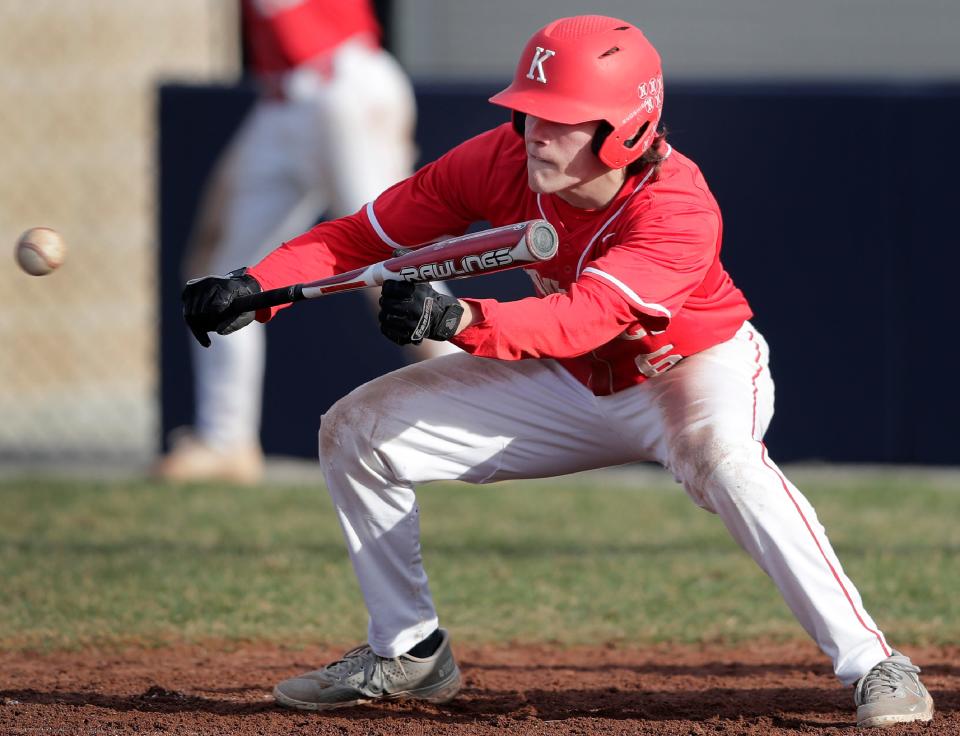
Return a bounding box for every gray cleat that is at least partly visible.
[854,650,934,728]
[273,629,461,711]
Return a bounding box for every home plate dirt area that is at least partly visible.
[2,641,956,735]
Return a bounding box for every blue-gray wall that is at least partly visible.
[159,82,960,464]
[394,1,960,82]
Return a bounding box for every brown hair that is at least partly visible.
[626,128,669,179]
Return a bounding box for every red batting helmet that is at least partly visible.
[489,15,664,169]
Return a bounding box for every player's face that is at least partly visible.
[524,115,625,208]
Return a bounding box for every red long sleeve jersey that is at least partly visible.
[242,0,380,75]
[248,124,752,396]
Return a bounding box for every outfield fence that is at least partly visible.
[1,0,238,461]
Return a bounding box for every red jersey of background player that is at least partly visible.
[242,0,380,76]
[248,124,753,396]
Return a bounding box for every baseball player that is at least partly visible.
[154,0,455,484]
[181,16,933,727]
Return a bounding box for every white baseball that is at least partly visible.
[15,227,66,276]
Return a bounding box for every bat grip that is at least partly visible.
[232,284,304,313]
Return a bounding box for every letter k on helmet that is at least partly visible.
[526,47,556,83]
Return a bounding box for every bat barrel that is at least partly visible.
[227,219,561,311]
[524,220,559,261]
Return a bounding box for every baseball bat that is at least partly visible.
[230,219,558,313]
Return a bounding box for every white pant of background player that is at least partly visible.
[321,321,890,685]
[192,39,453,450]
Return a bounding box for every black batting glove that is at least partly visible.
[378,280,464,346]
[182,268,261,348]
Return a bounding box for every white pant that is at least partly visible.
[190,41,453,448]
[319,322,891,684]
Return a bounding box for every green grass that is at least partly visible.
[1,468,957,651]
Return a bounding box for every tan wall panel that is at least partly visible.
[1,0,240,460]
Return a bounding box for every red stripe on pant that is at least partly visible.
[745,330,890,658]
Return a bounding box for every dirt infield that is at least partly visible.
[1,641,955,735]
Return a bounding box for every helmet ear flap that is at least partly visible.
[591,121,614,157]
[625,121,650,151]
[512,111,526,136]
[593,121,652,167]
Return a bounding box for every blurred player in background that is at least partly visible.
[153,0,455,484]
[180,14,933,728]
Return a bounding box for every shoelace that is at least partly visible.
[322,644,408,691]
[856,657,922,703]
[322,644,375,680]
